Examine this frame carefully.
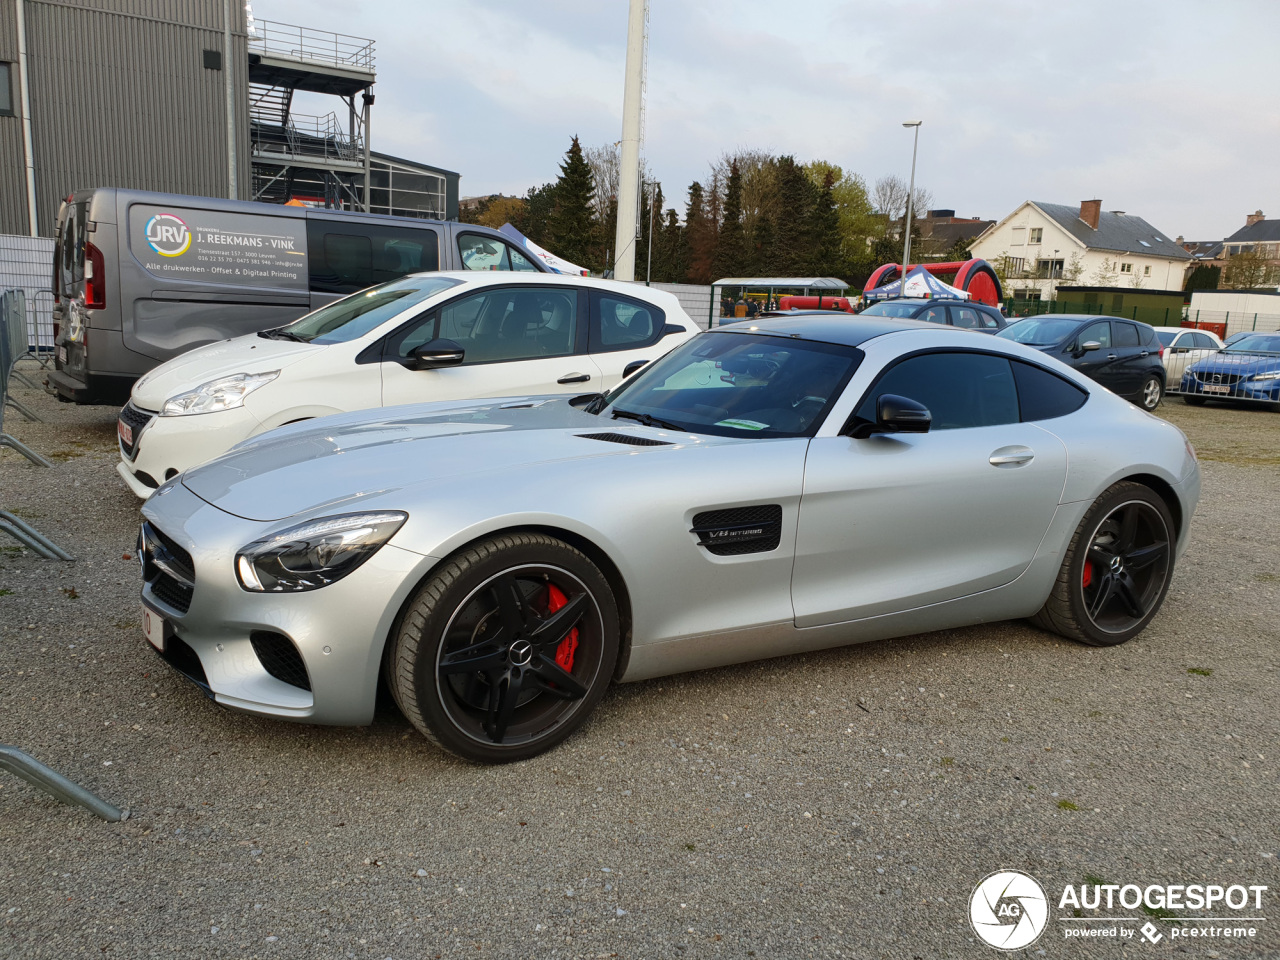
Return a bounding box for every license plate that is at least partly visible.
[117,419,134,446]
[57,346,67,364]
[1202,385,1231,394]
[142,605,165,651]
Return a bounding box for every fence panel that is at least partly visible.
[0,234,56,355]
[652,282,714,330]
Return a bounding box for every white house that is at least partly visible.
[970,200,1192,300]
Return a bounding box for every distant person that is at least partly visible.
[735,297,747,318]
[746,298,759,318]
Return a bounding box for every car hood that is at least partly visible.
[130,334,324,412]
[1186,352,1280,375]
[180,397,731,522]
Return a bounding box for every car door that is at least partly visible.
[379,284,602,407]
[1108,321,1151,398]
[588,289,674,389]
[792,350,1068,627]
[1064,320,1125,391]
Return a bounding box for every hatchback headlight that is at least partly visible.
[235,512,408,592]
[1249,370,1280,381]
[161,371,280,416]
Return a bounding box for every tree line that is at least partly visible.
[460,136,947,286]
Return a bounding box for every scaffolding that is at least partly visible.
[247,20,376,211]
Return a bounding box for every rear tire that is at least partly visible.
[1030,481,1175,647]
[1183,395,1207,407]
[1139,374,1163,411]
[388,533,619,763]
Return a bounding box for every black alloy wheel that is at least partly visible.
[1031,481,1175,646]
[389,533,619,763]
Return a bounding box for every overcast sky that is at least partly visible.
[262,0,1278,240]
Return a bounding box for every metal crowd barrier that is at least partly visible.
[0,745,127,821]
[1162,339,1280,404]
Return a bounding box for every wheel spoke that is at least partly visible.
[1088,543,1114,567]
[528,592,588,650]
[1087,574,1116,620]
[439,640,505,676]
[483,667,523,743]
[491,575,528,638]
[1117,506,1140,553]
[529,654,589,700]
[1124,540,1168,571]
[1116,574,1146,618]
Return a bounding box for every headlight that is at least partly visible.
[1249,370,1280,381]
[161,370,280,416]
[235,512,407,592]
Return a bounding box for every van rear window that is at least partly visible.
[307,219,440,295]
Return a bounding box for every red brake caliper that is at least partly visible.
[544,584,578,672]
[1082,560,1093,589]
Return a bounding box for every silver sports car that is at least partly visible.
[139,315,1200,762]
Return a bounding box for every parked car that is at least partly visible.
[49,188,549,405]
[117,273,696,497]
[997,314,1166,410]
[1179,332,1280,409]
[139,314,1199,762]
[858,298,1007,332]
[1152,326,1224,383]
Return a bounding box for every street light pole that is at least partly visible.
[644,180,656,285]
[900,121,922,290]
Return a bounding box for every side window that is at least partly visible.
[434,286,578,364]
[386,312,439,360]
[307,219,440,294]
[919,305,947,325]
[591,292,664,352]
[1076,321,1111,349]
[854,352,1020,431]
[1192,333,1217,349]
[1011,360,1088,421]
[1114,322,1140,347]
[509,246,541,271]
[949,306,984,329]
[975,309,1000,329]
[458,234,513,271]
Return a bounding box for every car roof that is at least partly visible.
[715,313,952,348]
[403,270,665,298]
[867,298,993,308]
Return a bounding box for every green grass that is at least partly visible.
[1057,800,1079,811]
[939,757,954,766]
[1187,667,1213,677]
[0,589,13,597]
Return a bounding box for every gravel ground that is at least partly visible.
[1,371,1277,960]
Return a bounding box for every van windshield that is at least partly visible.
[275,276,462,344]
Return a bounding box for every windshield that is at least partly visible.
[860,302,921,319]
[1223,334,1280,356]
[281,276,462,344]
[599,331,861,439]
[997,317,1082,345]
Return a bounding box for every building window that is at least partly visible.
[1038,259,1064,279]
[1143,265,1151,277]
[0,63,14,117]
[1010,227,1026,246]
[1120,263,1133,274]
[1028,227,1043,244]
[366,157,447,220]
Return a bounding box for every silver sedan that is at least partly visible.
[139,315,1200,762]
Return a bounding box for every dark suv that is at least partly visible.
[859,298,1007,332]
[997,314,1166,410]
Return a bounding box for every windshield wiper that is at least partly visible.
[611,408,685,431]
[257,327,307,342]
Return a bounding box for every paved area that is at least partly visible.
[1,372,1277,959]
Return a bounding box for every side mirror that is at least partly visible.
[622,359,648,378]
[1080,340,1102,353]
[848,394,932,438]
[411,338,465,369]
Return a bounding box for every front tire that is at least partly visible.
[1030,481,1175,646]
[388,533,619,763]
[1183,395,1207,407]
[1139,374,1164,410]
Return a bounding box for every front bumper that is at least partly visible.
[1179,373,1280,403]
[139,482,434,726]
[118,404,262,499]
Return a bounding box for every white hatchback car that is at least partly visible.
[116,273,697,497]
[1152,325,1224,379]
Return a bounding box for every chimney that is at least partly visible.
[1079,200,1101,230]
[1246,209,1266,227]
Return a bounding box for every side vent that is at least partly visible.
[577,432,672,447]
[691,505,783,556]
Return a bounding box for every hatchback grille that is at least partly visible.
[118,402,156,460]
[250,631,311,690]
[1194,372,1242,386]
[577,432,673,447]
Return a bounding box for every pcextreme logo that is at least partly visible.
[144,213,191,257]
[970,870,1049,950]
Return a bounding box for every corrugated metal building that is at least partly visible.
[0,0,250,237]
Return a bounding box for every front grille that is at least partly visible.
[118,402,156,460]
[250,631,311,690]
[691,504,783,556]
[150,571,193,614]
[577,432,673,447]
[145,523,195,583]
[1194,372,1243,386]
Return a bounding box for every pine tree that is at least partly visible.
[548,136,598,269]
[684,182,716,284]
[519,183,557,247]
[772,156,816,275]
[749,215,775,276]
[811,169,843,277]
[713,161,747,280]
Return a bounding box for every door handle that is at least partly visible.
[557,372,591,384]
[1140,350,1149,357]
[989,446,1035,467]
[1106,354,1118,360]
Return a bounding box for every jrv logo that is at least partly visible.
[970,870,1049,950]
[144,213,191,257]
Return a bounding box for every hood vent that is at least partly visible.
[577,432,672,447]
[691,505,783,556]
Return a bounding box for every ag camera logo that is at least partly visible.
[144,213,191,257]
[970,870,1049,950]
